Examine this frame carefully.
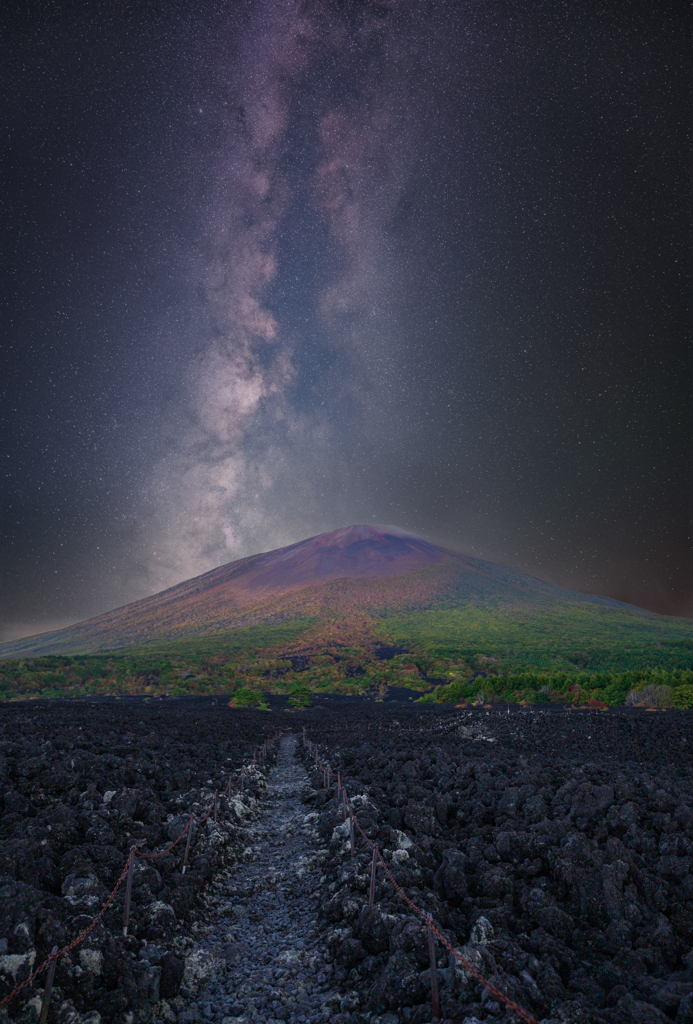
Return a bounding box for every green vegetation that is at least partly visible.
[0,618,318,662]
[376,604,693,672]
[1,603,691,707]
[418,667,693,708]
[672,684,693,709]
[0,649,445,702]
[116,620,317,659]
[288,684,313,709]
[229,688,269,710]
[2,550,692,683]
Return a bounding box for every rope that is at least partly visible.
[0,852,133,1010]
[0,744,275,1012]
[308,741,541,1024]
[136,814,194,860]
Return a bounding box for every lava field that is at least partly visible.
[1,697,693,1024]
[0,698,277,1022]
[302,703,693,1024]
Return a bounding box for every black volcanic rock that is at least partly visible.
[301,701,693,1024]
[0,699,277,1020]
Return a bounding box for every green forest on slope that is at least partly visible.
[375,603,693,671]
[1,598,692,707]
[1,649,692,708]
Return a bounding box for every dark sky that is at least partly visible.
[1,0,691,641]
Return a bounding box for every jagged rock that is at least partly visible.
[159,951,185,998]
[369,949,426,1010]
[0,701,274,1022]
[353,907,397,955]
[3,694,693,1024]
[433,849,468,901]
[144,900,177,940]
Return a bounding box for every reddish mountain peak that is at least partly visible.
[230,524,450,595]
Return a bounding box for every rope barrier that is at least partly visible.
[0,729,537,1023]
[0,735,281,1014]
[0,853,133,1011]
[306,738,541,1024]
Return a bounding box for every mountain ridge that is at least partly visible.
[0,524,686,663]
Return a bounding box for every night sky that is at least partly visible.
[2,0,691,642]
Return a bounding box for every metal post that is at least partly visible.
[427,913,440,1019]
[369,846,378,908]
[349,806,355,858]
[182,818,195,875]
[214,790,218,823]
[337,772,341,797]
[122,846,136,936]
[342,787,347,820]
[38,946,59,1024]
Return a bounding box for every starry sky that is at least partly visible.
[1,0,691,641]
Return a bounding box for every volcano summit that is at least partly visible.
[1,525,690,668]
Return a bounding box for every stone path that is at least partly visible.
[176,735,346,1024]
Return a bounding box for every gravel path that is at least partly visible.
[176,734,346,1024]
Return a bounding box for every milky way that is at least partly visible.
[150,0,439,585]
[1,0,690,638]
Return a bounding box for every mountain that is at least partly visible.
[1,525,691,669]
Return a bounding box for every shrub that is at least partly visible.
[602,681,630,706]
[288,684,313,709]
[229,688,268,709]
[625,684,672,708]
[672,684,693,709]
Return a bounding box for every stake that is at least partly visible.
[122,846,136,936]
[349,806,355,858]
[214,790,218,823]
[342,787,347,820]
[38,947,59,1024]
[427,913,440,1020]
[337,772,341,797]
[182,818,195,875]
[369,846,378,908]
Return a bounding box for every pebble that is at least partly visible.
[176,735,358,1024]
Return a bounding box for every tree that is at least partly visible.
[288,685,313,709]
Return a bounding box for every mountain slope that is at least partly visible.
[1,525,691,668]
